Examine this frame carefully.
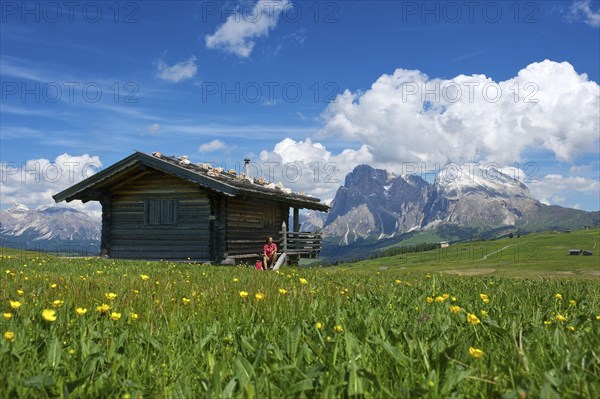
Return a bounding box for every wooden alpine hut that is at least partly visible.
[53,151,329,263]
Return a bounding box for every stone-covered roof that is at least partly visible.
[53,151,329,211]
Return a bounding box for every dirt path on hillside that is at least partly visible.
[443,268,497,276]
[477,245,514,261]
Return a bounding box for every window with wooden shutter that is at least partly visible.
[144,199,178,225]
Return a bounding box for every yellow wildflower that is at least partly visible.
[442,293,450,300]
[105,293,117,300]
[182,297,191,305]
[567,326,575,332]
[555,293,563,300]
[395,279,402,285]
[555,314,567,323]
[96,304,111,313]
[110,312,122,321]
[255,293,265,301]
[299,278,308,285]
[140,274,150,280]
[52,300,64,308]
[481,310,488,317]
[2,313,12,320]
[333,324,344,333]
[51,283,57,288]
[239,291,249,299]
[75,307,87,316]
[42,309,57,322]
[435,296,445,303]
[426,297,434,304]
[9,300,21,310]
[315,322,324,330]
[4,331,15,342]
[130,313,139,320]
[233,278,239,283]
[469,347,484,359]
[544,320,552,326]
[568,300,576,306]
[16,289,24,296]
[278,288,288,295]
[467,313,481,325]
[480,294,490,304]
[449,306,461,315]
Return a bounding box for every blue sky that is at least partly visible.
[1,0,599,213]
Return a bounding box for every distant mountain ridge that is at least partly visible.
[318,164,599,248]
[323,166,432,243]
[0,204,100,254]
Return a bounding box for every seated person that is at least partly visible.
[263,236,278,270]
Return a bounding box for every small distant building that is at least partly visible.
[569,249,582,255]
[440,241,449,249]
[583,250,593,256]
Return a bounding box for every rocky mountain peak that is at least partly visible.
[343,164,395,190]
[434,165,533,199]
[321,163,596,247]
[324,165,432,243]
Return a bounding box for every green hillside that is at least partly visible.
[328,227,600,278]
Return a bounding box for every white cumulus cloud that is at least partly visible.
[317,60,599,166]
[257,138,373,202]
[198,139,227,154]
[0,153,103,217]
[205,0,291,57]
[156,56,198,83]
[529,174,600,209]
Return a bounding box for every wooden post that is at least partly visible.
[293,207,300,233]
[281,221,288,254]
[208,195,217,262]
[100,196,112,258]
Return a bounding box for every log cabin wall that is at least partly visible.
[208,194,228,262]
[226,197,289,258]
[107,170,210,260]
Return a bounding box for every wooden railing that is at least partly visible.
[280,222,322,259]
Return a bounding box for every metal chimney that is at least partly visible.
[243,158,250,176]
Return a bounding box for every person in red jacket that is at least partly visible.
[263,236,278,270]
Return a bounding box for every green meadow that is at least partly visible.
[338,227,600,278]
[1,228,599,398]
